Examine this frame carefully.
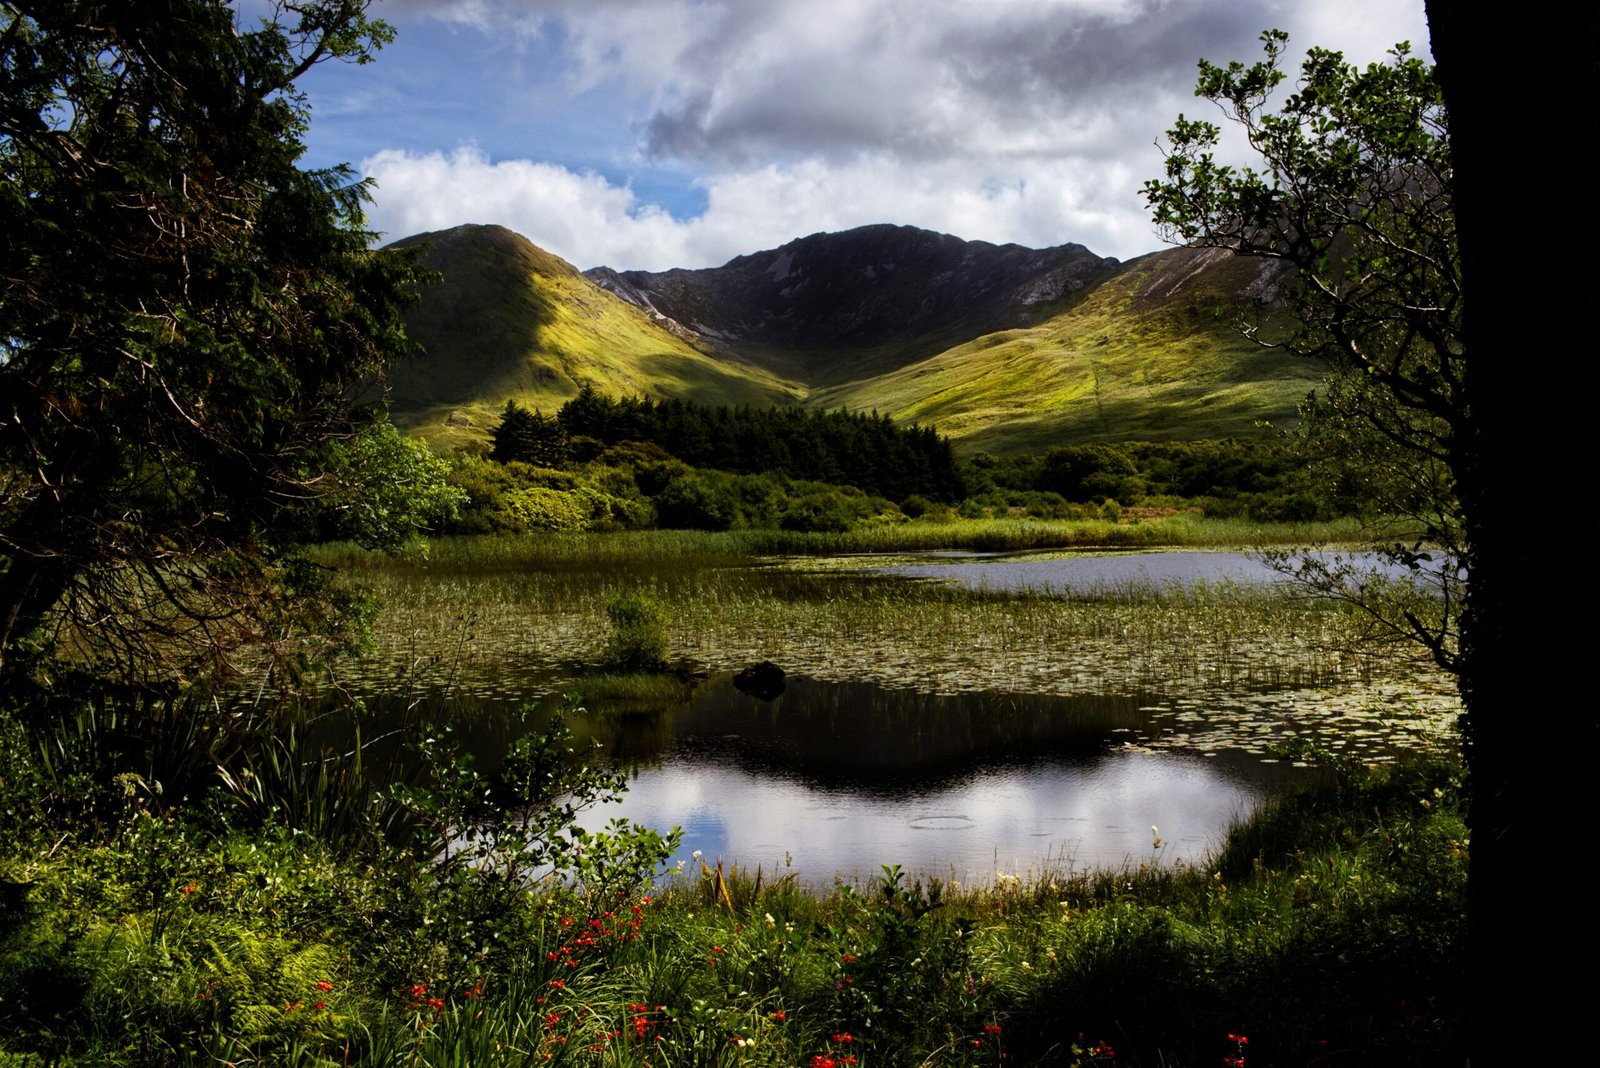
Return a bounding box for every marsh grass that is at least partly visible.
[305,526,1460,768]
[316,516,1374,575]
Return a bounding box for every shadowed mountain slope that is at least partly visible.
[586,223,1118,387]
[385,225,801,450]
[393,223,1319,453]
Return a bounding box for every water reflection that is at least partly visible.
[575,674,1303,883]
[871,549,1446,594]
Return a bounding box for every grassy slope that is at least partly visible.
[386,226,802,452]
[809,247,1326,453]
[388,229,1328,455]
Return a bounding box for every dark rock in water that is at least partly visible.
[733,661,786,701]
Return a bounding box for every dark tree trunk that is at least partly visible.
[1426,4,1596,1059]
[0,494,73,689]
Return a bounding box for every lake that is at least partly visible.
[334,544,1459,884]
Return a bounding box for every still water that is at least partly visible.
[868,547,1452,594]
[338,548,1456,882]
[575,673,1298,884]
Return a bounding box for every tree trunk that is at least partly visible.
[1426,4,1596,1059]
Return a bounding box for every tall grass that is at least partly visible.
[316,515,1375,574]
[0,758,1466,1065]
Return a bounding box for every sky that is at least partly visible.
[285,0,1432,271]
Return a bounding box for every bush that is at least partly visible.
[602,590,670,671]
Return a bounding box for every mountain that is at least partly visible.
[384,225,801,451]
[585,224,1117,387]
[389,223,1318,454]
[809,245,1320,452]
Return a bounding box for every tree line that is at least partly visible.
[491,385,966,503]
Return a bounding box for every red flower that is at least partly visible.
[811,1058,837,1068]
[181,884,197,894]
[772,1010,787,1021]
[985,1024,1003,1035]
[315,981,333,992]
[831,1032,854,1044]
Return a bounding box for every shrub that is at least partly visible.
[602,590,670,671]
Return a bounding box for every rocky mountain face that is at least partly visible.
[584,224,1120,384]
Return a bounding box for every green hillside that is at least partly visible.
[385,225,802,451]
[389,226,1326,455]
[810,247,1324,454]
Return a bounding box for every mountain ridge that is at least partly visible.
[388,222,1310,453]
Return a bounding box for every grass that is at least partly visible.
[0,757,1466,1065]
[304,526,1458,767]
[319,516,1376,574]
[0,521,1463,1064]
[384,227,1331,457]
[385,225,801,451]
[812,248,1326,454]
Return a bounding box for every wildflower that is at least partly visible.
[314,1001,325,1011]
[764,912,776,927]
[410,984,428,1000]
[315,981,333,991]
[985,1024,1003,1035]
[831,1032,854,1044]
[181,884,197,894]
[772,1010,787,1021]
[427,998,445,1009]
[811,1057,838,1068]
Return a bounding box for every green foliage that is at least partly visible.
[0,1,427,694]
[305,422,467,551]
[1145,29,1463,669]
[601,590,670,672]
[441,456,655,535]
[490,400,571,467]
[0,668,1463,1066]
[554,385,966,502]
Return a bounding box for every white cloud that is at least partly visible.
[357,0,1434,267]
[363,144,1156,268]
